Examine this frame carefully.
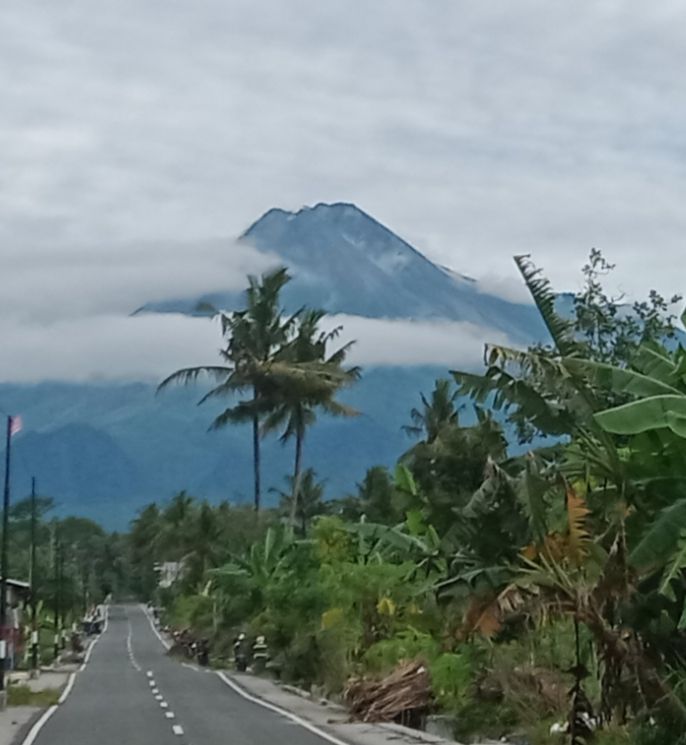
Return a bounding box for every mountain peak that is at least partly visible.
[242,201,438,284]
[142,201,545,341]
[242,202,380,239]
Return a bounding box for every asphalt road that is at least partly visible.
[30,604,340,745]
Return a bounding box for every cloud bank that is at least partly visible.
[323,315,508,370]
[0,313,505,384]
[3,239,277,322]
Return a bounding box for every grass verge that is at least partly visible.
[8,684,61,707]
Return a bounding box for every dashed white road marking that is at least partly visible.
[149,680,156,687]
[152,687,159,694]
[143,601,351,745]
[147,670,153,678]
[165,711,175,719]
[155,694,163,701]
[172,725,184,736]
[126,621,142,672]
[160,701,169,708]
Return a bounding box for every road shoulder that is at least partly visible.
[2,669,73,745]
[0,707,42,745]
[223,671,462,745]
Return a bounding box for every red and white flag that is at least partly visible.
[9,416,22,437]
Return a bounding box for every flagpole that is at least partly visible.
[30,477,38,675]
[0,416,12,697]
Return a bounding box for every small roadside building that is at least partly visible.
[155,561,185,589]
[0,579,31,669]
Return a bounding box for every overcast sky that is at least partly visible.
[3,1,686,381]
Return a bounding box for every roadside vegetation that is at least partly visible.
[129,253,686,744]
[1,240,681,743]
[7,684,61,707]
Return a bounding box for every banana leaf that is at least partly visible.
[596,395,686,436]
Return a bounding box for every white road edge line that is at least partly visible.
[80,604,110,670]
[22,605,110,745]
[216,672,351,745]
[20,705,58,745]
[57,673,76,704]
[141,603,171,650]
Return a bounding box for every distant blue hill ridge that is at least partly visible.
[3,203,550,528]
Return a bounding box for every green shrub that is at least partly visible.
[630,720,686,745]
[430,652,472,711]
[169,593,213,632]
[364,628,438,674]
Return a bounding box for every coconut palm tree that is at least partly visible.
[183,501,225,588]
[402,378,459,444]
[271,468,328,536]
[159,267,296,511]
[157,491,196,559]
[262,309,361,528]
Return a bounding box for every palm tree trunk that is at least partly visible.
[289,427,304,531]
[252,413,261,512]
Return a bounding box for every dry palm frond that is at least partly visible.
[344,660,432,723]
[567,486,591,566]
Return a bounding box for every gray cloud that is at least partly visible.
[474,274,534,305]
[0,314,219,383]
[0,313,507,383]
[3,1,686,382]
[3,239,275,321]
[4,5,686,278]
[323,315,510,370]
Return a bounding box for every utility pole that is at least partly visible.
[53,529,60,662]
[58,545,66,650]
[82,559,89,617]
[29,478,38,674]
[0,417,13,696]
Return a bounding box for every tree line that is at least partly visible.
[5,492,128,662]
[159,267,359,516]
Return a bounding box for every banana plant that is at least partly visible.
[209,526,296,606]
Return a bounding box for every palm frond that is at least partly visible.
[320,399,358,418]
[197,370,251,405]
[210,400,264,430]
[157,365,232,393]
[514,254,578,356]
